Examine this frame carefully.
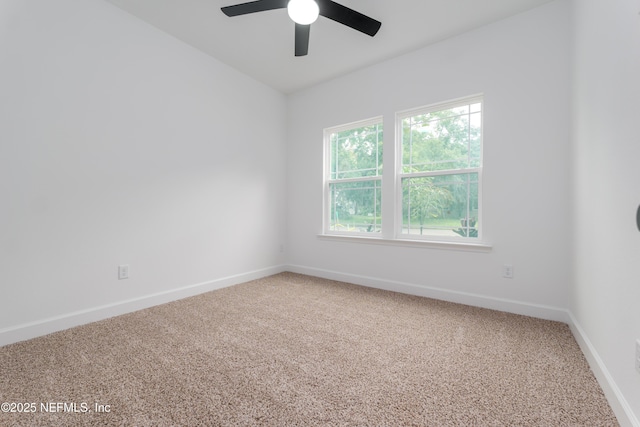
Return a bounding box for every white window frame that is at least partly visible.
[321,95,489,251]
[323,116,383,236]
[395,95,483,243]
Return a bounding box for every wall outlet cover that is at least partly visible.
[118,265,129,280]
[502,264,514,279]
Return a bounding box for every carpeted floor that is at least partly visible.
[0,272,618,426]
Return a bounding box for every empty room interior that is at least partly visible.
[1,0,640,425]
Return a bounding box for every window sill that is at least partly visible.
[317,234,492,252]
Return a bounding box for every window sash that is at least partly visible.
[328,118,383,180]
[327,178,382,234]
[399,172,480,240]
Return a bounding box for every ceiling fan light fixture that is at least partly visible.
[287,0,319,25]
[222,0,382,57]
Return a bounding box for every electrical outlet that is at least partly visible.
[118,264,129,280]
[636,340,640,374]
[502,264,514,279]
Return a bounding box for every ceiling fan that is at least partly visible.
[221,0,382,57]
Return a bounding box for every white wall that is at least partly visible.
[571,0,640,423]
[0,0,637,422]
[0,0,287,342]
[286,1,573,317]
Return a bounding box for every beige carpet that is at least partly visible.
[0,272,618,426]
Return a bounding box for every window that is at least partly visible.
[324,118,383,234]
[323,95,483,244]
[398,96,482,240]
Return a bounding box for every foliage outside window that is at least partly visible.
[324,118,383,234]
[398,97,482,240]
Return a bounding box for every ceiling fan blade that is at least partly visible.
[295,23,310,56]
[316,0,381,37]
[221,0,288,17]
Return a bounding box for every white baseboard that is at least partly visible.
[0,265,286,347]
[286,264,569,322]
[3,264,636,426]
[567,313,639,427]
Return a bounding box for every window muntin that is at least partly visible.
[325,119,383,234]
[398,97,482,241]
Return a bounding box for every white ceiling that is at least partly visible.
[105,0,555,93]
